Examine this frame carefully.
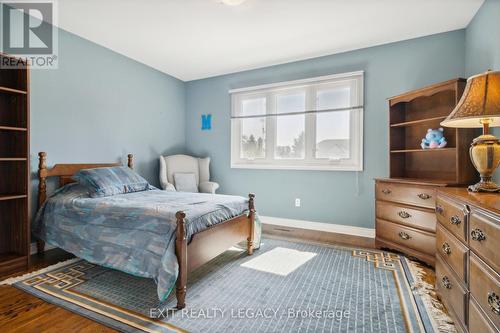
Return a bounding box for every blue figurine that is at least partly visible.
[421,128,447,149]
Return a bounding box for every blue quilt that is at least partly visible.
[33,183,261,301]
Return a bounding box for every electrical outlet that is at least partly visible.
[295,198,301,207]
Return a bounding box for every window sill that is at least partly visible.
[230,163,362,171]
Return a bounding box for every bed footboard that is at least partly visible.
[174,193,256,309]
[247,193,255,255]
[175,211,187,309]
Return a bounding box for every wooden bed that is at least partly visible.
[36,152,255,309]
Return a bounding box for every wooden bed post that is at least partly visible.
[175,211,187,309]
[247,193,255,255]
[127,154,134,169]
[37,152,47,255]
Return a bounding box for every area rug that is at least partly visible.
[1,237,454,333]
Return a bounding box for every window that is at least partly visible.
[230,71,364,171]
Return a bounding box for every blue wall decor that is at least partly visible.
[201,114,212,130]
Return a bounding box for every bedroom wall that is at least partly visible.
[465,0,500,76]
[28,28,185,214]
[465,0,500,182]
[184,30,466,229]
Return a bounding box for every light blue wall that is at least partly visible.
[13,6,491,229]
[465,0,500,183]
[465,0,500,76]
[185,31,466,228]
[28,28,185,212]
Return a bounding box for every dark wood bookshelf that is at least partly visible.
[0,53,30,278]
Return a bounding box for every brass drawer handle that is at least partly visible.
[488,292,500,315]
[435,204,444,215]
[381,189,391,195]
[442,276,452,289]
[417,193,431,200]
[471,228,486,241]
[450,215,461,225]
[398,211,411,219]
[442,242,451,255]
[398,231,411,240]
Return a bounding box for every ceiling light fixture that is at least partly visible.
[217,0,247,6]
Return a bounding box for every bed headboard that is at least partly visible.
[37,152,134,209]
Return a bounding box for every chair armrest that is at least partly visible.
[162,182,176,191]
[159,156,176,191]
[199,181,219,194]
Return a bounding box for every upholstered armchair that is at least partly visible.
[159,154,219,193]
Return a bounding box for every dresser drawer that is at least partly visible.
[470,253,500,328]
[436,224,468,283]
[469,208,500,273]
[376,219,435,256]
[376,201,436,233]
[436,256,467,328]
[436,195,468,243]
[469,297,497,333]
[376,182,435,209]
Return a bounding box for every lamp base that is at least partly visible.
[468,179,500,193]
[468,134,500,193]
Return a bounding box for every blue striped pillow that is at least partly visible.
[73,166,151,198]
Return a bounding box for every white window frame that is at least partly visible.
[230,71,364,171]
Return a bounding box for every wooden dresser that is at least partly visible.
[435,188,499,333]
[375,79,479,266]
[375,178,442,265]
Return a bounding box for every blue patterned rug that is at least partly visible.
[4,237,446,333]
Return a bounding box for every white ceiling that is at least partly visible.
[56,0,484,81]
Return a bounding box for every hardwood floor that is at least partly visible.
[0,249,116,333]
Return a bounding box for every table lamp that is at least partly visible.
[441,70,500,192]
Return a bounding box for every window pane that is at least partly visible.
[241,118,266,159]
[276,92,305,159]
[239,97,266,159]
[316,88,350,159]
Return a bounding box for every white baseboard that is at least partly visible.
[30,242,56,255]
[260,215,375,239]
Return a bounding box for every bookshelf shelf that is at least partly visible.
[0,126,27,132]
[0,86,28,95]
[0,194,27,201]
[390,148,456,153]
[390,116,447,127]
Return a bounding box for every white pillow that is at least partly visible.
[174,173,199,193]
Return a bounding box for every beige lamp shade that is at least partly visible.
[441,70,500,128]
